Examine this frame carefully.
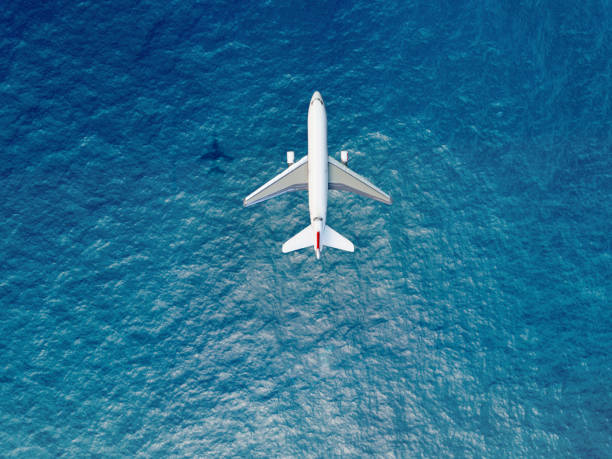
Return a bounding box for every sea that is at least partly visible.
[1,0,611,457]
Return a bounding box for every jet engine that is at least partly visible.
[340,150,348,165]
[287,150,294,166]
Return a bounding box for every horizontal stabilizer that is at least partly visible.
[328,157,391,204]
[282,224,313,253]
[244,156,308,207]
[322,225,354,252]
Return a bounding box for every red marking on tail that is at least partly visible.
[316,231,320,249]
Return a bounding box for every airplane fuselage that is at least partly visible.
[307,91,327,258]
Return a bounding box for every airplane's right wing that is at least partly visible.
[243,156,308,207]
[328,156,392,204]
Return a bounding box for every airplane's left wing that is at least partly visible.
[243,156,308,207]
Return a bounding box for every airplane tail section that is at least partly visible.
[322,225,354,252]
[281,224,354,254]
[282,224,313,253]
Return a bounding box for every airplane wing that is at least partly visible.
[243,155,308,207]
[328,156,392,204]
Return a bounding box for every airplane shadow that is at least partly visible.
[200,138,232,161]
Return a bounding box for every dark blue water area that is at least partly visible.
[1,0,611,456]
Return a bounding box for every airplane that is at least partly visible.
[243,91,391,259]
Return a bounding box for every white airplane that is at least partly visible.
[243,91,391,258]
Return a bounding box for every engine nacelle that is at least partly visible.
[287,150,295,166]
[340,150,348,165]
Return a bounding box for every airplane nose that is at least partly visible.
[311,91,324,105]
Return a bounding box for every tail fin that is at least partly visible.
[281,224,354,254]
[282,224,313,253]
[322,225,354,252]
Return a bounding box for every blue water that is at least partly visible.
[1,1,611,456]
